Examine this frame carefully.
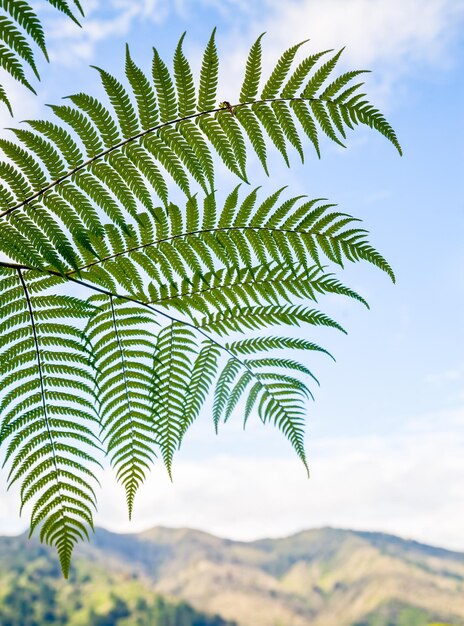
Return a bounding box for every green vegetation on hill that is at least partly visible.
[352,601,460,626]
[0,539,234,626]
[1,527,463,626]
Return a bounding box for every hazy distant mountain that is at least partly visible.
[1,526,463,626]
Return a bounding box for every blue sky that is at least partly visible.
[0,0,463,549]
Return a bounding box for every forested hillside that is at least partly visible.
[0,534,234,626]
[1,527,463,626]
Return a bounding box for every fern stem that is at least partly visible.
[0,97,314,220]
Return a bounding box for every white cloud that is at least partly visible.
[219,0,464,106]
[35,0,464,108]
[92,408,464,551]
[0,75,44,130]
[43,0,257,66]
[262,0,464,67]
[44,0,170,65]
[2,408,462,551]
[94,408,464,551]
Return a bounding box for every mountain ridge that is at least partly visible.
[1,525,463,626]
[7,523,464,561]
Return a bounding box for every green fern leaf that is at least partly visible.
[340,98,403,155]
[178,340,221,444]
[124,143,169,206]
[253,102,289,166]
[271,100,304,161]
[234,106,268,174]
[309,100,346,147]
[0,16,39,78]
[178,120,214,188]
[1,0,47,56]
[92,67,139,139]
[0,43,35,92]
[0,83,12,115]
[45,0,82,25]
[320,69,370,99]
[0,32,401,576]
[142,134,191,197]
[198,115,245,180]
[24,119,83,168]
[240,33,265,103]
[217,110,247,180]
[151,322,197,477]
[125,44,159,130]
[152,47,177,123]
[199,303,346,335]
[213,358,242,432]
[198,29,219,112]
[281,50,330,98]
[290,100,320,157]
[86,296,159,517]
[68,93,121,149]
[174,32,196,118]
[227,336,333,359]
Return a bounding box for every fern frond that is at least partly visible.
[174,33,195,118]
[227,336,333,359]
[302,48,344,98]
[234,106,268,174]
[29,187,391,309]
[180,340,221,440]
[0,16,39,78]
[214,356,309,469]
[93,67,139,139]
[151,322,197,477]
[0,31,401,244]
[86,296,159,517]
[0,29,400,576]
[0,82,12,115]
[152,47,177,124]
[213,358,242,432]
[0,268,100,578]
[0,43,35,91]
[45,0,83,25]
[0,0,83,112]
[252,102,289,166]
[125,45,159,131]
[337,98,403,155]
[281,50,330,98]
[149,262,367,316]
[199,303,345,335]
